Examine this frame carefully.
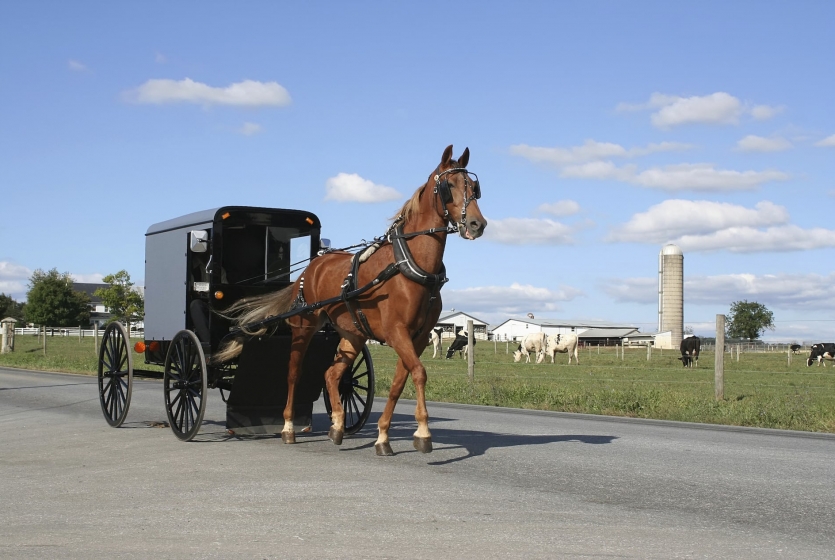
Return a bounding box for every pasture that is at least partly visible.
[2,333,834,433]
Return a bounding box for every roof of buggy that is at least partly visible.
[145,206,321,236]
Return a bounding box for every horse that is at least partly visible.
[214,145,486,456]
[543,333,579,364]
[513,332,547,363]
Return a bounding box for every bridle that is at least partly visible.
[432,167,481,235]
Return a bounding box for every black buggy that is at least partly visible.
[96,206,375,441]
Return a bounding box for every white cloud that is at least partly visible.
[561,162,788,192]
[815,134,835,147]
[443,283,584,317]
[123,78,292,107]
[0,262,32,299]
[602,272,835,310]
[736,135,792,152]
[68,59,87,72]
[238,122,262,136]
[484,217,575,245]
[609,199,835,252]
[324,173,401,203]
[536,200,580,217]
[609,200,788,243]
[750,104,784,120]
[509,140,691,166]
[617,92,783,128]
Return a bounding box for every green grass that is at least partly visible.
[3,334,833,433]
[366,342,835,433]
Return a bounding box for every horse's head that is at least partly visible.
[433,145,487,240]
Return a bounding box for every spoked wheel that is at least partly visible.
[325,343,375,435]
[163,330,207,442]
[97,321,133,427]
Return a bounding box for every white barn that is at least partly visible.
[489,317,639,343]
[435,310,489,340]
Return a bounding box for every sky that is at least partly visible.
[1,2,834,342]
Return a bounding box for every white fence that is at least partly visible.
[15,327,144,338]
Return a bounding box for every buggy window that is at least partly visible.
[221,225,312,285]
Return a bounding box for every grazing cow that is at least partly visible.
[806,343,835,367]
[446,331,475,359]
[430,327,444,358]
[543,333,580,364]
[678,336,701,367]
[790,344,801,355]
[513,332,547,363]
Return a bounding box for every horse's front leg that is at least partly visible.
[323,337,362,445]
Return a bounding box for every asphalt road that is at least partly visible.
[1,366,834,559]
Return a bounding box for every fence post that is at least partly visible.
[621,343,625,361]
[787,347,792,367]
[1,323,8,354]
[94,323,99,355]
[715,314,725,400]
[43,326,47,356]
[79,325,82,343]
[467,319,474,384]
[647,343,651,361]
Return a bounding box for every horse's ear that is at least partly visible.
[441,145,454,166]
[458,147,470,168]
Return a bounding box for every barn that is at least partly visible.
[435,310,489,340]
[490,317,639,343]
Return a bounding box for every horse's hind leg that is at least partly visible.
[282,321,317,444]
[323,336,363,445]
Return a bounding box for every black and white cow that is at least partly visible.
[806,343,835,367]
[790,344,801,355]
[446,331,475,359]
[430,327,444,358]
[678,336,701,367]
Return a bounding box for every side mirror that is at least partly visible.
[190,230,209,253]
[320,237,331,251]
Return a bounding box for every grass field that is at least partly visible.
[2,333,834,433]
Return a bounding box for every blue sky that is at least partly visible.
[1,2,834,341]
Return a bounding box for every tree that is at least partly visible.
[94,270,144,323]
[0,293,25,321]
[726,300,775,341]
[24,269,90,327]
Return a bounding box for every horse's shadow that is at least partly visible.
[346,411,618,465]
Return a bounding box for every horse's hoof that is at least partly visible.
[375,442,394,456]
[281,431,295,444]
[328,427,344,445]
[413,436,433,453]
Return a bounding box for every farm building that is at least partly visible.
[490,317,639,343]
[435,310,489,340]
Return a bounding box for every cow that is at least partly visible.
[678,336,701,367]
[513,332,547,363]
[430,327,444,358]
[543,333,580,364]
[446,331,475,359]
[806,343,835,367]
[790,344,802,355]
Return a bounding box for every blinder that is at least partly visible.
[434,169,481,204]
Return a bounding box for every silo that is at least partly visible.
[658,244,683,349]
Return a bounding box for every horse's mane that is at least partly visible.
[389,159,457,224]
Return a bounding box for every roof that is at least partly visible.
[145,206,321,236]
[577,328,640,339]
[436,310,489,325]
[146,207,219,236]
[492,317,638,330]
[73,283,108,303]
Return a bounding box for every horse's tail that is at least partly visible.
[212,284,297,363]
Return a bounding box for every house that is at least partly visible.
[73,283,110,327]
[490,317,639,343]
[435,310,489,340]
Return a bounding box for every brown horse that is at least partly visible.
[215,145,487,455]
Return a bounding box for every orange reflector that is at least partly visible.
[306,217,314,225]
[214,291,224,300]
[148,341,160,352]
[134,341,146,353]
[222,212,231,219]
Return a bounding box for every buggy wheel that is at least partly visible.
[163,330,207,441]
[97,321,133,427]
[325,343,375,435]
